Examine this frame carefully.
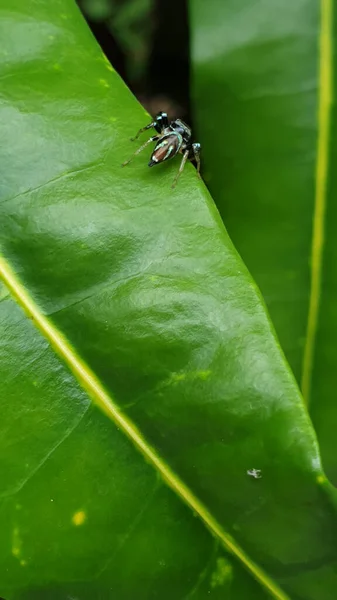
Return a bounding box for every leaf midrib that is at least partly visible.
[0,255,289,600]
[301,0,333,402]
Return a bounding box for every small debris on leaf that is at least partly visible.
[247,468,262,479]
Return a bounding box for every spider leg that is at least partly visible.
[130,122,156,141]
[130,111,169,142]
[122,136,159,166]
[171,149,189,188]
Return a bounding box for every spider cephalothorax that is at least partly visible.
[122,111,201,188]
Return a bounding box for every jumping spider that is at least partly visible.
[122,111,201,188]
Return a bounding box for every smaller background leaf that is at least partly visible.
[190,0,337,486]
[190,0,318,383]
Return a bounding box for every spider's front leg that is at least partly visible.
[130,121,156,142]
[122,135,159,167]
[130,111,169,141]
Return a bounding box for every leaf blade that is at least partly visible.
[191,0,318,383]
[190,0,337,484]
[1,281,274,600]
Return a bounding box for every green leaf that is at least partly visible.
[1,0,337,599]
[190,0,337,482]
[191,0,318,384]
[0,282,268,600]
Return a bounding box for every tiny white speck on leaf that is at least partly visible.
[247,468,262,479]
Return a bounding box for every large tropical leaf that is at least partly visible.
[1,0,337,598]
[0,281,269,600]
[190,0,337,483]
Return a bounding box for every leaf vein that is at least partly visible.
[301,0,333,402]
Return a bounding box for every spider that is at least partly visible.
[122,111,201,188]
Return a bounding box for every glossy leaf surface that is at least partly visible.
[1,1,337,599]
[191,0,337,483]
[191,0,317,383]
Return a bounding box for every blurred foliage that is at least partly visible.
[79,0,154,82]
[81,0,111,20]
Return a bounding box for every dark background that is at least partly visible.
[77,0,192,124]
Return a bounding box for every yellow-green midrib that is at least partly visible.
[301,0,333,402]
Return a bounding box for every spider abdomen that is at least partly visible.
[148,133,183,167]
